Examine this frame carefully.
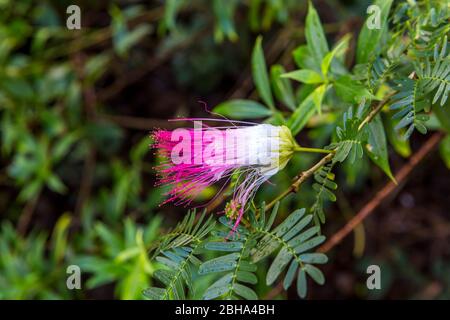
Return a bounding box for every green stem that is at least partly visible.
[293,146,333,154]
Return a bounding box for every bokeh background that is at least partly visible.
[0,0,449,299]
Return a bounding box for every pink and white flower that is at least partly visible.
[152,120,297,231]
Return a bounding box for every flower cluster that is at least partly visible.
[152,120,298,231]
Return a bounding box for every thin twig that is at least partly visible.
[74,149,96,217]
[98,26,209,101]
[17,191,41,235]
[265,153,335,211]
[318,131,444,253]
[357,92,395,131]
[45,7,164,59]
[99,114,185,130]
[264,282,284,300]
[73,52,98,217]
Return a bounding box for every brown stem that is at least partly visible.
[265,153,335,211]
[17,191,41,235]
[318,131,444,253]
[45,7,164,59]
[73,52,98,218]
[98,26,209,101]
[264,282,284,300]
[99,114,185,130]
[357,92,394,131]
[74,149,96,217]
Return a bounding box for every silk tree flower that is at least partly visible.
[152,119,317,231]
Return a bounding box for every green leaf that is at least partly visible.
[266,247,293,285]
[283,260,298,290]
[282,212,311,242]
[147,242,203,300]
[218,216,249,234]
[204,242,244,252]
[156,256,179,270]
[266,111,286,126]
[143,287,165,300]
[434,104,450,132]
[236,271,258,285]
[356,0,393,63]
[154,269,175,287]
[1,76,34,101]
[297,268,307,298]
[252,36,274,109]
[334,75,374,103]
[281,69,323,84]
[305,1,329,67]
[233,283,258,300]
[312,84,327,114]
[47,174,67,194]
[120,256,150,299]
[51,213,72,263]
[202,273,233,300]
[304,264,325,285]
[294,235,326,254]
[287,85,324,135]
[287,226,321,247]
[273,209,305,237]
[52,132,79,163]
[113,12,152,57]
[213,99,273,119]
[365,115,395,182]
[271,65,296,110]
[292,45,318,71]
[163,0,184,30]
[321,34,351,78]
[198,253,239,274]
[298,253,328,264]
[384,115,411,158]
[212,0,238,42]
[265,201,279,231]
[251,239,279,263]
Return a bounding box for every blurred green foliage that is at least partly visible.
[0,0,449,300]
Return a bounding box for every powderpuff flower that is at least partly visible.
[152,119,299,231]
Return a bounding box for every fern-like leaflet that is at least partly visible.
[310,163,337,225]
[144,210,215,300]
[330,107,365,164]
[199,216,258,300]
[390,78,428,140]
[392,35,449,140]
[416,37,449,107]
[251,204,328,298]
[367,56,399,90]
[149,210,215,257]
